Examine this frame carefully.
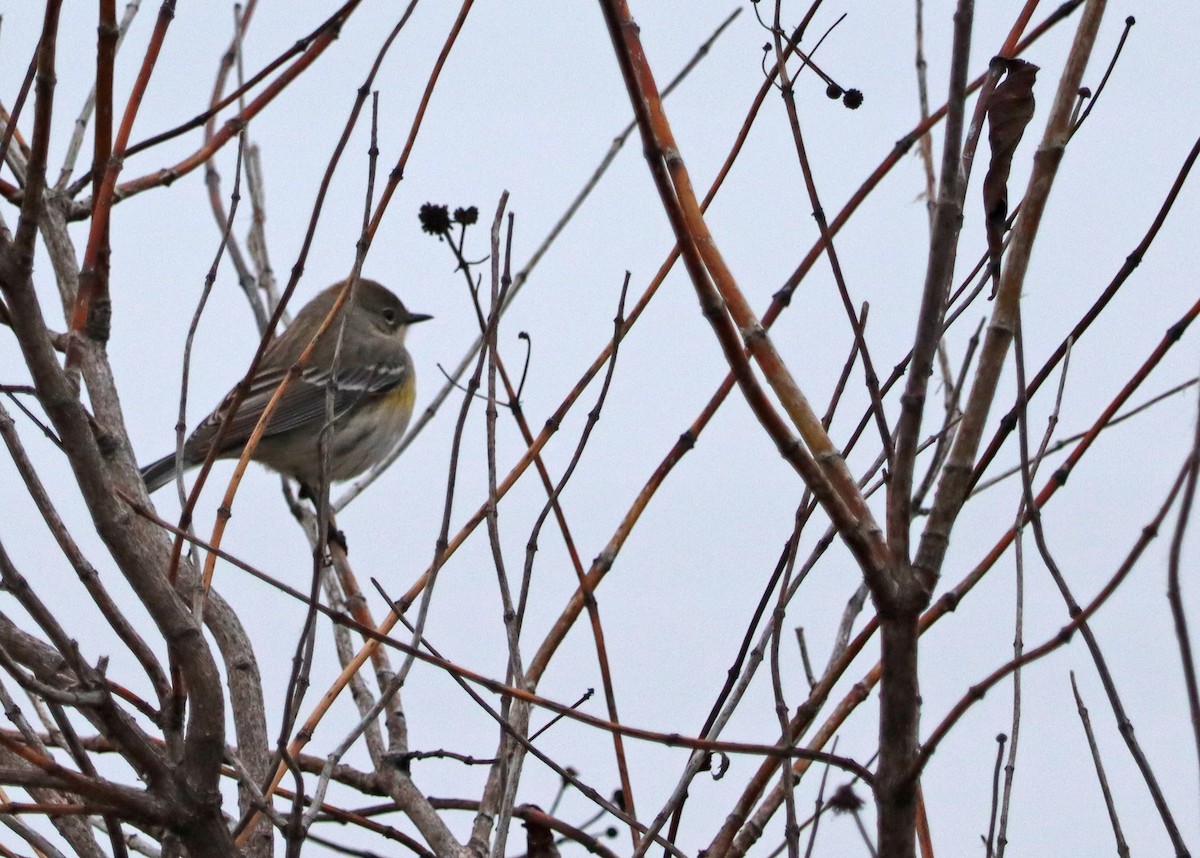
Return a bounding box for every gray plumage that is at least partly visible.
[141,279,429,492]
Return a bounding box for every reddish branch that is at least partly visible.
[70,0,177,357]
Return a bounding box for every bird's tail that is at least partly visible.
[140,452,190,493]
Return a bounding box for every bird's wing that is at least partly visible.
[186,359,411,454]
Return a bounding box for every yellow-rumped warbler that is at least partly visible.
[141,278,430,493]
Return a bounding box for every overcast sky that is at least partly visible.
[2,2,1198,855]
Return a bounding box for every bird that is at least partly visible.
[141,278,430,493]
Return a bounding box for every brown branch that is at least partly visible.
[165,0,420,590]
[598,0,892,600]
[69,4,358,215]
[0,401,169,702]
[545,24,1084,725]
[968,129,1200,492]
[0,39,38,187]
[915,0,1107,594]
[54,1,141,191]
[526,7,1078,702]
[0,731,166,826]
[887,0,977,594]
[69,0,178,357]
[430,207,644,826]
[336,8,740,508]
[201,0,270,333]
[1168,379,1200,809]
[715,283,1200,855]
[917,458,1188,773]
[0,8,232,851]
[769,8,893,469]
[515,274,637,845]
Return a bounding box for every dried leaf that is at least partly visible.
[983,58,1038,294]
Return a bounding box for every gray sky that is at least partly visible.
[2,2,1198,855]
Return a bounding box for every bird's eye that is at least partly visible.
[381,307,398,325]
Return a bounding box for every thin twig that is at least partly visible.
[972,375,1200,494]
[335,8,740,506]
[915,0,1107,595]
[54,0,141,191]
[968,131,1200,495]
[1167,370,1200,788]
[767,428,803,858]
[769,7,893,466]
[984,733,1006,857]
[1069,14,1134,137]
[719,284,1200,857]
[1070,673,1130,857]
[0,401,169,703]
[917,457,1191,774]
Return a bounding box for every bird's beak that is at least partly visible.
[404,311,433,325]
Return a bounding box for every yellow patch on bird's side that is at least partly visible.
[391,379,417,412]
